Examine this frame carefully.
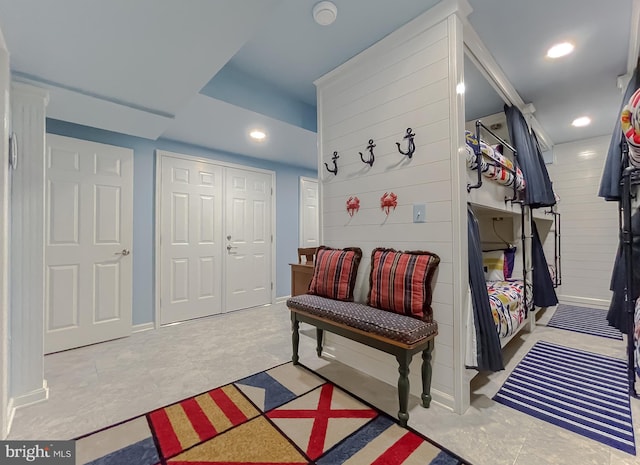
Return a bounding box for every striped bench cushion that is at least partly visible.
[287,294,437,345]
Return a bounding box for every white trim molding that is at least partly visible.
[9,82,49,417]
[132,322,155,333]
[558,295,611,310]
[10,380,49,410]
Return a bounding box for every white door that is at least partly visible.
[225,167,273,312]
[45,135,133,353]
[160,156,223,325]
[299,177,319,248]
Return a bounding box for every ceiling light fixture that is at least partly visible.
[249,129,266,141]
[456,82,466,95]
[571,116,591,127]
[313,1,337,26]
[546,42,574,59]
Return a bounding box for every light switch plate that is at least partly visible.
[413,204,426,223]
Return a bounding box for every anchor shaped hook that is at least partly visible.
[324,151,339,175]
[359,139,376,167]
[395,128,416,158]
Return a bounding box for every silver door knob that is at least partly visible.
[114,249,130,256]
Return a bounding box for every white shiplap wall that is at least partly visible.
[315,4,468,412]
[547,136,619,308]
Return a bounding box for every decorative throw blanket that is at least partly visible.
[464,131,526,191]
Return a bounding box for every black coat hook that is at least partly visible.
[324,151,339,175]
[359,139,376,166]
[395,128,415,158]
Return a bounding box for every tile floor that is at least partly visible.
[8,302,639,465]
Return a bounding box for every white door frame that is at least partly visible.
[155,150,276,328]
[298,176,319,247]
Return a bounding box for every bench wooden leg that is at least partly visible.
[395,351,411,427]
[292,314,300,365]
[421,339,434,408]
[316,328,324,357]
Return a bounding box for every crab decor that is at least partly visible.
[380,192,398,215]
[346,196,360,217]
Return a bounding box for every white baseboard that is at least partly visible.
[11,380,49,410]
[322,335,457,412]
[558,295,610,310]
[132,322,155,333]
[276,296,290,304]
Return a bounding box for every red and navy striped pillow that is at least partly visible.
[308,246,362,302]
[367,248,440,320]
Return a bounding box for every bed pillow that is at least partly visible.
[367,248,440,321]
[483,250,506,281]
[483,248,517,280]
[308,246,362,301]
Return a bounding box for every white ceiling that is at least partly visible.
[0,0,636,170]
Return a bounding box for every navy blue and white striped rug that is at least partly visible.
[494,341,635,454]
[545,304,623,340]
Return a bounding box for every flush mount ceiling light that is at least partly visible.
[571,116,591,127]
[547,41,575,59]
[249,129,267,141]
[313,1,337,26]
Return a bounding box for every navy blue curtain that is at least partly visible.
[599,69,639,201]
[531,221,558,308]
[608,208,640,332]
[467,206,503,371]
[504,105,556,208]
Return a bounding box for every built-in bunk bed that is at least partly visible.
[464,101,559,372]
[464,119,534,371]
[599,70,640,396]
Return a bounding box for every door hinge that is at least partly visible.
[271,282,273,290]
[271,234,273,243]
[271,187,273,195]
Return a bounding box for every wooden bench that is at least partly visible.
[286,294,438,426]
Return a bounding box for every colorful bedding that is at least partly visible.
[487,279,532,338]
[635,297,640,380]
[465,130,526,191]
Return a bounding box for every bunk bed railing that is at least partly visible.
[466,120,521,204]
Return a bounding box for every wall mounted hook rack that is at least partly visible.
[359,139,376,166]
[395,128,415,158]
[324,151,339,175]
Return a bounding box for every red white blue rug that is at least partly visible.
[75,362,469,464]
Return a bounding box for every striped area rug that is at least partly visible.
[494,341,635,455]
[545,304,623,340]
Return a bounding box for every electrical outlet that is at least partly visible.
[413,204,426,223]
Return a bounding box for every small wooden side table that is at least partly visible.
[290,263,314,296]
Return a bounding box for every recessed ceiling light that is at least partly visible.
[249,129,266,141]
[313,1,337,26]
[571,116,591,127]
[547,42,574,59]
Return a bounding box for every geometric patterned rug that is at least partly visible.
[75,362,470,464]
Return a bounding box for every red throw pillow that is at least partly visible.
[308,246,362,301]
[367,248,440,320]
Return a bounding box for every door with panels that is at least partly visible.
[160,156,223,325]
[45,135,133,353]
[225,167,273,312]
[299,176,319,248]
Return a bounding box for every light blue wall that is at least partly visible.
[46,119,317,325]
[200,63,317,132]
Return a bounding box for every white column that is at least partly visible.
[9,82,49,410]
[0,30,10,439]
